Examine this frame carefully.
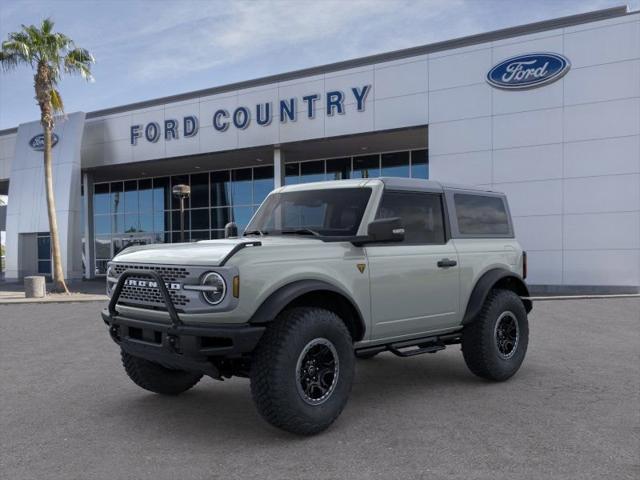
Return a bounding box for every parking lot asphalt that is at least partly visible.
[1,298,638,480]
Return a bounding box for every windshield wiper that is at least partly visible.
[243,229,267,236]
[280,228,321,237]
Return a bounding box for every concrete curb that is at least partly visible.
[0,295,108,305]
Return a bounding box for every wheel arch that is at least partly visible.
[462,268,532,325]
[249,279,366,342]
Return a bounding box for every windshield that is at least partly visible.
[245,187,372,237]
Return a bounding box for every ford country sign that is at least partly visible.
[487,53,570,90]
[29,133,59,151]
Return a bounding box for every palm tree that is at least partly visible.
[0,18,94,293]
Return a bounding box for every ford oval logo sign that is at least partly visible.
[487,53,570,90]
[29,133,59,151]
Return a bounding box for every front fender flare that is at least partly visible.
[248,279,367,340]
[462,269,532,325]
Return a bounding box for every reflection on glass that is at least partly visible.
[232,205,254,230]
[285,163,299,185]
[111,182,123,215]
[190,230,210,242]
[253,166,274,205]
[38,260,51,274]
[139,213,153,232]
[94,215,111,235]
[211,207,232,229]
[353,155,380,178]
[124,180,138,213]
[95,236,111,259]
[37,235,50,260]
[326,158,350,180]
[154,212,168,232]
[411,149,428,179]
[138,179,153,212]
[211,171,230,207]
[190,173,209,208]
[171,175,190,209]
[381,151,410,177]
[232,169,252,205]
[191,208,210,230]
[153,177,170,211]
[300,160,325,184]
[172,210,190,232]
[94,183,110,214]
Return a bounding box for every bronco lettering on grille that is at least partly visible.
[124,279,181,290]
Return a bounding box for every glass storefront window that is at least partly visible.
[191,208,210,230]
[285,163,300,185]
[211,207,231,229]
[253,166,274,205]
[171,175,190,209]
[326,158,350,180]
[91,149,426,273]
[124,180,138,213]
[139,179,153,212]
[300,160,325,183]
[94,183,110,214]
[211,171,231,207]
[381,151,410,177]
[411,149,428,179]
[231,168,252,205]
[111,182,123,216]
[190,173,209,208]
[353,154,380,178]
[153,177,170,211]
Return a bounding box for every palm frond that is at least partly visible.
[50,88,64,113]
[64,47,94,81]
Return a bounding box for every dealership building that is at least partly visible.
[0,5,638,292]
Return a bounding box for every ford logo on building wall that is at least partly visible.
[487,53,570,90]
[29,133,59,151]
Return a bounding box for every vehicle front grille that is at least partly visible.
[112,263,194,310]
[112,264,189,282]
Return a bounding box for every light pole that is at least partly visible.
[172,184,191,243]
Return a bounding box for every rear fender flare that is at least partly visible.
[462,269,532,325]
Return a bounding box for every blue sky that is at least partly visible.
[0,0,634,130]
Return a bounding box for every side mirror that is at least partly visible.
[224,222,238,238]
[366,217,405,243]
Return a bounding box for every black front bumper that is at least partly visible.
[102,268,264,377]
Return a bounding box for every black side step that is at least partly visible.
[355,332,461,359]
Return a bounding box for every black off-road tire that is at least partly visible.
[250,307,355,435]
[461,289,529,381]
[121,350,203,395]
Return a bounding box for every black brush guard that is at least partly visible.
[102,269,265,378]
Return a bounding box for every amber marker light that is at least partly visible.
[233,276,240,298]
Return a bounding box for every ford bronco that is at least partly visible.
[102,178,532,435]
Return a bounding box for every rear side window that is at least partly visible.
[376,191,445,244]
[454,193,511,236]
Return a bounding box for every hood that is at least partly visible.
[111,236,323,266]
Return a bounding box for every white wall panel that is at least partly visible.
[493,143,562,183]
[374,93,428,132]
[428,84,491,123]
[199,124,238,153]
[564,212,640,250]
[429,150,492,185]
[429,116,491,155]
[564,20,640,68]
[564,98,640,142]
[428,48,492,90]
[564,60,640,106]
[493,108,562,149]
[492,80,563,115]
[525,250,563,285]
[492,34,563,62]
[497,180,562,216]
[102,113,134,143]
[374,60,427,100]
[563,250,640,286]
[324,68,374,107]
[563,174,640,214]
[325,102,374,138]
[512,215,563,251]
[564,135,640,178]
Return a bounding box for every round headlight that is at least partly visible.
[201,272,226,305]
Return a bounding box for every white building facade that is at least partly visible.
[0,6,638,292]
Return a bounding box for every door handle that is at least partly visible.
[437,258,457,268]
